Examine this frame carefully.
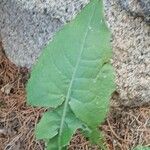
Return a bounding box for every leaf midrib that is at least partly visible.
[58,2,97,149]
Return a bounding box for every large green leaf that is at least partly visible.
[36,106,83,149]
[27,0,116,149]
[134,146,150,150]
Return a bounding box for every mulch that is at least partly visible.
[0,43,149,150]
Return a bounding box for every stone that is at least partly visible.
[104,0,150,106]
[0,0,89,68]
[118,0,150,24]
[1,0,150,107]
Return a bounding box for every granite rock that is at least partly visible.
[104,0,150,106]
[0,0,89,68]
[1,0,150,106]
[118,0,150,24]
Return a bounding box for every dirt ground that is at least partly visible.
[0,43,150,150]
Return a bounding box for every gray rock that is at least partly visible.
[104,0,150,106]
[118,0,150,24]
[1,0,150,107]
[0,0,89,68]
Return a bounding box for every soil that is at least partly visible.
[0,43,150,150]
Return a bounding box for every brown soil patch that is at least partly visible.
[0,43,150,150]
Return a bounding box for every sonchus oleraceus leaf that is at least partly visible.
[27,0,116,149]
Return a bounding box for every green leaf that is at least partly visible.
[36,106,83,149]
[27,0,116,149]
[47,136,67,150]
[134,146,150,150]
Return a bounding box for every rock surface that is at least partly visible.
[104,0,150,106]
[118,0,150,24]
[0,0,89,68]
[0,0,150,106]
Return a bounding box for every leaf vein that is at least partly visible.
[58,3,97,149]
